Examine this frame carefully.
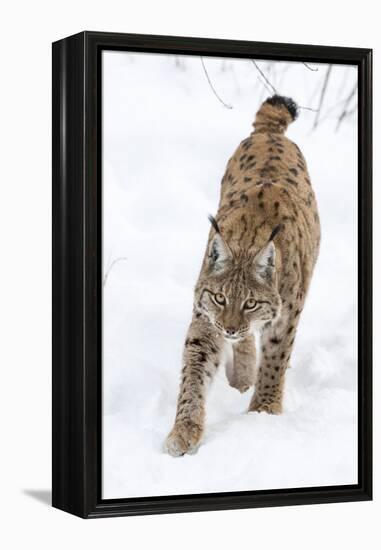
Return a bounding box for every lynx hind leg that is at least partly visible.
[226,335,256,393]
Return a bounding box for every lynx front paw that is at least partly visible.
[164,421,203,457]
[228,375,253,394]
[226,368,255,394]
[249,400,282,415]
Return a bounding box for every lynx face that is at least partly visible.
[195,232,282,341]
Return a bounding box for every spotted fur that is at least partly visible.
[164,95,320,457]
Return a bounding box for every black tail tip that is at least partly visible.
[265,95,299,121]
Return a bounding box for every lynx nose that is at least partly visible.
[225,327,237,337]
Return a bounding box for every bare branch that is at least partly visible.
[335,84,357,131]
[175,56,185,71]
[307,63,329,108]
[251,60,277,95]
[312,96,350,125]
[103,257,128,287]
[277,63,290,90]
[252,60,319,117]
[336,67,349,100]
[302,62,319,72]
[299,105,319,113]
[313,64,332,129]
[345,104,357,117]
[251,59,277,94]
[200,57,233,109]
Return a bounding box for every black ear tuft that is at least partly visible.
[268,223,284,243]
[208,214,221,234]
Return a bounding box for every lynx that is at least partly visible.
[164,95,320,457]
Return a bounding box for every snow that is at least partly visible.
[102,51,358,498]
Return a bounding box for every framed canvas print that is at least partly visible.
[52,31,372,518]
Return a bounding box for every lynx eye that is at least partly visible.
[244,298,257,310]
[214,293,226,305]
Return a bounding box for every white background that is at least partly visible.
[0,1,378,549]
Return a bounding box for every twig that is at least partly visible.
[314,96,350,125]
[277,63,290,90]
[313,64,332,129]
[302,62,319,72]
[251,60,277,95]
[335,83,357,131]
[299,105,319,113]
[308,80,321,107]
[103,257,128,287]
[335,103,357,128]
[345,104,357,117]
[336,67,349,100]
[175,56,185,71]
[251,60,321,119]
[200,57,233,109]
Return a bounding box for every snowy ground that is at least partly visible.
[102,52,358,498]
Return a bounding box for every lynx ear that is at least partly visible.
[209,233,232,271]
[254,241,276,281]
[207,215,232,272]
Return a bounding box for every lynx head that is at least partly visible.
[195,216,282,341]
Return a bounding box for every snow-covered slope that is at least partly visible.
[102,52,358,498]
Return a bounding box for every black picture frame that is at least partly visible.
[52,31,372,519]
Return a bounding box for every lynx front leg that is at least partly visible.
[249,311,301,415]
[226,335,256,393]
[164,315,223,457]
